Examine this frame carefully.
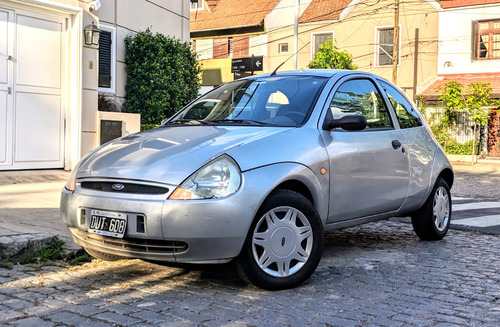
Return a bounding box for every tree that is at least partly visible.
[123,29,201,124]
[308,38,357,70]
[466,82,494,162]
[438,81,495,162]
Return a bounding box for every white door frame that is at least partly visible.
[0,0,82,170]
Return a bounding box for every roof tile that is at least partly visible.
[191,0,281,32]
[419,73,500,98]
[299,0,353,24]
[441,0,500,9]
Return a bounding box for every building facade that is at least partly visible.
[0,0,190,171]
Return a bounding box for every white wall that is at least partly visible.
[439,5,500,74]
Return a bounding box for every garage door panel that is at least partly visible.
[16,14,61,89]
[0,10,8,85]
[0,90,7,163]
[14,92,62,162]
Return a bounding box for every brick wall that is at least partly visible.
[488,109,500,156]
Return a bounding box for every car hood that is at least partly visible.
[77,126,292,185]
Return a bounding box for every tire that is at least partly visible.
[238,189,324,290]
[411,177,451,240]
[84,248,125,261]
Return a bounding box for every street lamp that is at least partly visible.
[84,22,100,46]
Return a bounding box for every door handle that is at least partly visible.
[392,140,402,149]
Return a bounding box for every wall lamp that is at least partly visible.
[84,22,100,46]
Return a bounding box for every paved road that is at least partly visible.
[1,165,500,326]
[1,221,499,326]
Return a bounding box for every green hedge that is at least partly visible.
[443,140,480,155]
[123,29,201,125]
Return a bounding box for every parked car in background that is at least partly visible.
[61,70,453,290]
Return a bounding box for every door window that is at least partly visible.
[330,79,393,129]
[379,80,422,129]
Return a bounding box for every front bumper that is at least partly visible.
[61,174,265,264]
[61,162,324,264]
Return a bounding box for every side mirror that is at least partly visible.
[324,115,367,131]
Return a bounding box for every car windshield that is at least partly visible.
[166,75,328,127]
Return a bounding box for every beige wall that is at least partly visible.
[267,0,439,96]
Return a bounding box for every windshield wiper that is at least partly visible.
[209,119,270,126]
[163,119,214,126]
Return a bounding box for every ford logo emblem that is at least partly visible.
[112,183,125,191]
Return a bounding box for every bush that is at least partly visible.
[443,140,480,155]
[123,29,201,124]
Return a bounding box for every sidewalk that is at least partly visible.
[1,161,499,259]
[0,170,75,258]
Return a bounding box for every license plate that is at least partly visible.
[88,210,127,238]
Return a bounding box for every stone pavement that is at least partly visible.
[1,162,500,257]
[0,221,499,326]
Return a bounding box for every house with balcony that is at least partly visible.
[418,0,500,155]
[0,0,190,171]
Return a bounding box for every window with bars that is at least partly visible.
[312,32,333,57]
[473,19,500,60]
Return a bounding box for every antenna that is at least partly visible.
[270,42,310,76]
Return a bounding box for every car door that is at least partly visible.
[320,77,410,223]
[378,79,437,209]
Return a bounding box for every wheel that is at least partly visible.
[411,177,451,240]
[84,248,125,261]
[238,189,324,290]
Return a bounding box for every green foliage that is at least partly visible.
[466,82,493,126]
[141,124,160,131]
[437,81,463,125]
[308,38,357,70]
[443,139,480,155]
[123,29,201,124]
[2,237,92,268]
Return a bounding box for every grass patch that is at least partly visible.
[1,237,92,269]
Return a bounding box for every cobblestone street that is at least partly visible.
[1,221,499,326]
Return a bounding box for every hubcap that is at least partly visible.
[433,186,450,232]
[252,206,313,278]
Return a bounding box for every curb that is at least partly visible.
[0,233,57,259]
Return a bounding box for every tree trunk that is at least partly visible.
[472,122,477,164]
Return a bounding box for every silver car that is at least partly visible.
[61,70,453,290]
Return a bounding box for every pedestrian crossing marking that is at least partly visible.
[452,197,473,201]
[452,202,500,212]
[451,215,500,228]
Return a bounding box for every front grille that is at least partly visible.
[72,228,188,254]
[80,181,169,195]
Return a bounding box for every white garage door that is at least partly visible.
[0,7,66,170]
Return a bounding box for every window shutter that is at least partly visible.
[471,20,478,60]
[99,30,112,88]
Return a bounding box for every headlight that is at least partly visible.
[64,161,82,191]
[169,155,241,200]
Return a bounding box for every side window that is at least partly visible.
[379,81,422,129]
[330,79,392,129]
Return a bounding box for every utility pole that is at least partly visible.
[392,0,399,84]
[412,28,419,102]
[294,0,299,70]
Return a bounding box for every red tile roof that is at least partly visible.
[190,0,281,32]
[419,73,500,99]
[440,0,500,9]
[299,0,353,23]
